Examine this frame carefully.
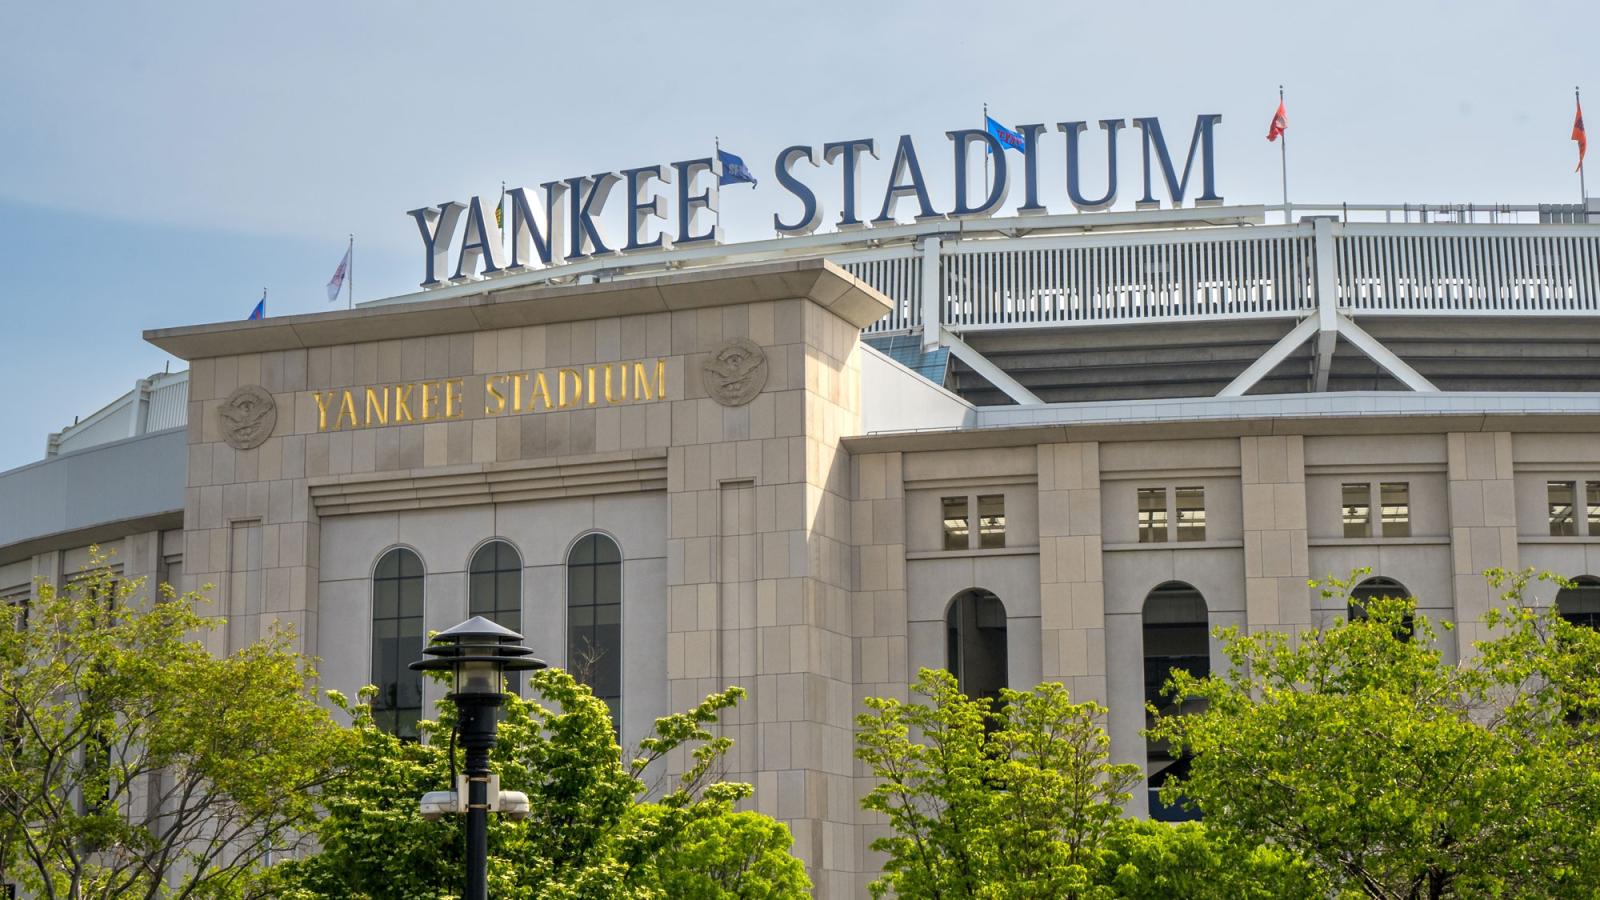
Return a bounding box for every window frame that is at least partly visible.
[371,547,425,740]
[567,532,623,727]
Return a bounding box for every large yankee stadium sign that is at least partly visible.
[409,113,1222,288]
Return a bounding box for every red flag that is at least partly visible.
[1267,99,1287,142]
[1574,99,1587,172]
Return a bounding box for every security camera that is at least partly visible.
[498,790,530,822]
[419,790,461,822]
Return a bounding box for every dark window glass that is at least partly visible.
[568,534,622,725]
[1143,582,1209,823]
[945,589,1007,704]
[942,497,970,550]
[470,541,522,692]
[1557,577,1600,630]
[977,494,1006,549]
[1342,482,1371,538]
[1349,577,1414,641]
[372,548,424,739]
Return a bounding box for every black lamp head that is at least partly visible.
[410,615,547,697]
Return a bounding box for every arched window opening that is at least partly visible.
[945,589,1007,704]
[1556,576,1600,630]
[372,548,424,740]
[568,534,622,725]
[1143,581,1209,823]
[470,540,523,692]
[1349,576,1414,640]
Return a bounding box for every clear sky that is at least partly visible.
[1,0,1595,472]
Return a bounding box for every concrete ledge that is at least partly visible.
[144,259,892,360]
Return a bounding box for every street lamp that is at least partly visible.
[410,616,545,900]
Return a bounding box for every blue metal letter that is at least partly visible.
[452,195,504,281]
[672,157,723,245]
[1016,123,1048,214]
[1133,114,1223,208]
[947,129,1008,217]
[1059,119,1124,212]
[773,145,823,235]
[506,182,567,271]
[873,134,941,225]
[408,201,464,288]
[822,139,876,229]
[621,164,673,252]
[565,172,622,260]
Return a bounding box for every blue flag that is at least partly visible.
[247,291,265,321]
[717,149,757,187]
[985,116,1026,153]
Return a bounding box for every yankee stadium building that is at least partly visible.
[5,113,1600,896]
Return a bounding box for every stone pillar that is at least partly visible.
[1240,435,1312,634]
[849,449,906,895]
[1446,432,1519,656]
[665,297,865,898]
[1037,442,1106,704]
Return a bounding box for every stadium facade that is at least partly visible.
[5,196,1600,896]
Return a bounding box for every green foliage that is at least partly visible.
[1148,567,1600,898]
[1098,821,1323,899]
[273,668,808,899]
[0,549,348,900]
[855,668,1140,899]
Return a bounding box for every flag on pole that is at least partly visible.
[717,149,757,186]
[1267,99,1288,142]
[984,116,1026,153]
[1574,98,1587,172]
[247,290,265,321]
[494,182,506,227]
[326,246,351,303]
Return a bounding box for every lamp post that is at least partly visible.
[410,616,545,900]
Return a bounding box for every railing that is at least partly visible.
[1334,224,1600,315]
[841,219,1600,336]
[839,249,921,335]
[940,227,1315,329]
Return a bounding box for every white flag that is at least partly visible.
[326,247,351,303]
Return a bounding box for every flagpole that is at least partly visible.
[714,135,722,233]
[982,102,990,196]
[1279,85,1291,224]
[1579,87,1589,223]
[347,234,354,310]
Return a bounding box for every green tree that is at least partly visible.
[854,668,1139,899]
[273,668,809,899]
[1148,568,1600,899]
[0,550,348,900]
[1098,820,1323,899]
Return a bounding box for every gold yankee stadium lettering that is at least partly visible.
[314,358,667,432]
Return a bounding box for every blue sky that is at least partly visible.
[1,0,1595,471]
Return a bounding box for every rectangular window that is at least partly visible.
[1549,481,1578,536]
[1138,488,1168,544]
[977,494,1006,549]
[942,496,970,550]
[1380,482,1411,538]
[1588,482,1600,535]
[1342,482,1371,538]
[1175,486,1206,542]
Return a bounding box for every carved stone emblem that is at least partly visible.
[700,338,769,407]
[217,385,278,450]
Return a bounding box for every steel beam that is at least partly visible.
[1310,218,1340,392]
[1217,316,1318,397]
[938,328,1043,405]
[1336,318,1439,392]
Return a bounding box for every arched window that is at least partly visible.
[1143,581,1208,822]
[945,589,1007,703]
[567,534,621,723]
[1349,576,1414,640]
[372,548,424,739]
[1556,576,1600,629]
[470,540,522,692]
